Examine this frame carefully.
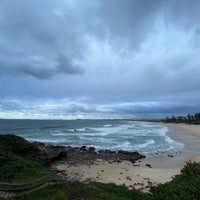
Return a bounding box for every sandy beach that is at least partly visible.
[52,123,200,192]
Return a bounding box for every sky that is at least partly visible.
[0,0,200,119]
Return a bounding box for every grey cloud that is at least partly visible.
[56,54,83,75]
[98,0,164,47]
[0,0,199,79]
[19,65,55,80]
[164,0,200,29]
[17,54,83,79]
[1,96,200,119]
[0,0,86,79]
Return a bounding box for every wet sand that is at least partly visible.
[52,123,200,192]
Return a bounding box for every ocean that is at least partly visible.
[0,119,183,155]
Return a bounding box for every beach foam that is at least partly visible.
[0,119,184,154]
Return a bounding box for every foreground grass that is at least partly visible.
[0,134,200,200]
[1,182,150,200]
[0,135,52,183]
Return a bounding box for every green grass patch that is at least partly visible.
[0,134,33,155]
[9,181,152,200]
[0,134,53,183]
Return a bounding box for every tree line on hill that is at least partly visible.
[162,112,200,124]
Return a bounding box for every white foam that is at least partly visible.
[114,141,132,150]
[103,124,112,127]
[68,129,76,132]
[135,140,155,149]
[76,128,85,131]
[165,136,184,149]
[24,121,184,154]
[51,133,67,136]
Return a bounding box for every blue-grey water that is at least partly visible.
[0,119,183,155]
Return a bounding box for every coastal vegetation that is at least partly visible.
[0,135,53,184]
[162,112,200,124]
[0,134,200,200]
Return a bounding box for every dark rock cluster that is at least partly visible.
[27,142,145,166]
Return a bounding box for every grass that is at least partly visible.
[5,182,151,200]
[0,134,53,183]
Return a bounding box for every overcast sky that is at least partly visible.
[0,0,200,119]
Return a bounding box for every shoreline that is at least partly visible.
[165,123,200,166]
[137,122,200,168]
[52,122,200,192]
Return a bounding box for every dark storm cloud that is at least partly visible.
[0,0,200,118]
[0,0,86,79]
[0,0,164,79]
[17,54,83,79]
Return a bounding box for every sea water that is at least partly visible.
[0,119,183,155]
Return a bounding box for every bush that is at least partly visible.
[0,134,33,155]
[151,161,200,200]
[0,135,52,183]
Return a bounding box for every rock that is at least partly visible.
[28,144,67,166]
[147,181,153,186]
[126,176,132,181]
[118,150,132,155]
[74,147,79,151]
[65,146,75,152]
[104,149,111,153]
[55,169,64,173]
[146,164,152,168]
[88,147,95,152]
[117,150,145,163]
[104,149,116,154]
[80,146,87,151]
[28,141,145,166]
[118,150,141,156]
[115,158,121,163]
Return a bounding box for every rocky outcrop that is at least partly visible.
[28,142,145,166]
[117,150,145,163]
[27,143,67,166]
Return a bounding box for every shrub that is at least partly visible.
[151,161,200,200]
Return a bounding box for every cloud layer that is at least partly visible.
[0,0,200,118]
